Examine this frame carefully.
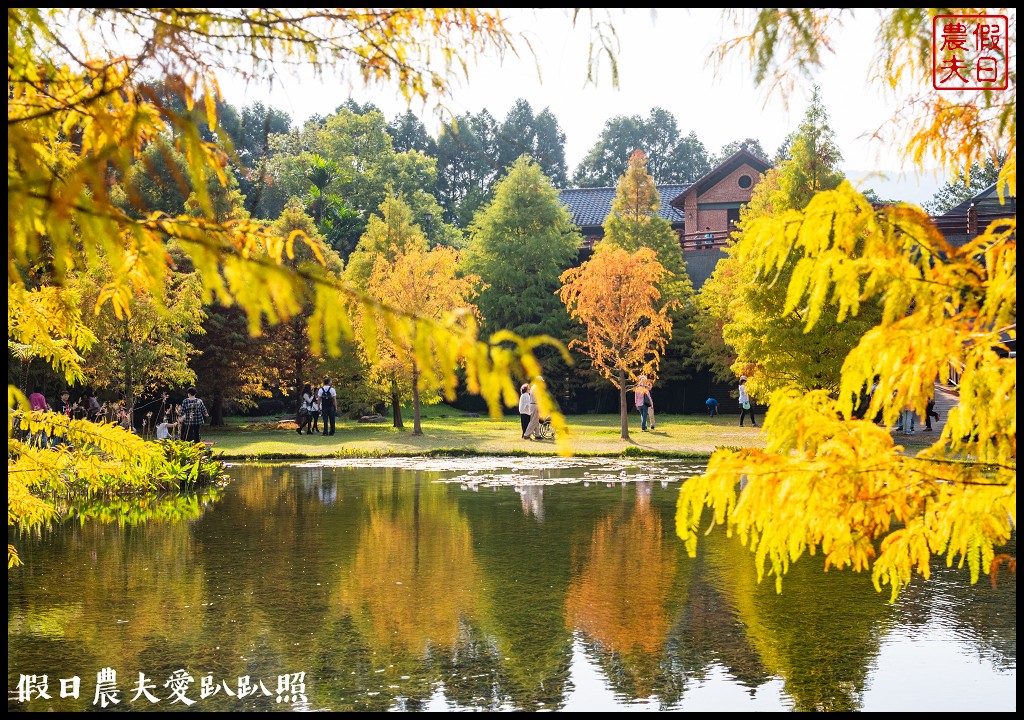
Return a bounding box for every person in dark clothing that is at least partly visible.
[53,389,76,448]
[318,378,337,436]
[924,399,940,431]
[178,386,210,443]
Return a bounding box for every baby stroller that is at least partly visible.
[536,416,555,440]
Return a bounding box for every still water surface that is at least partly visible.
[8,457,1016,712]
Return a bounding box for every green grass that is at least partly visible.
[200,403,938,461]
[201,408,769,460]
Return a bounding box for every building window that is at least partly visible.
[738,174,752,189]
[727,207,741,229]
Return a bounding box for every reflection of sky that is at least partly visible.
[295,456,708,489]
[862,629,1017,712]
[561,637,790,712]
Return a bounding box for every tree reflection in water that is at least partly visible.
[6,461,1016,712]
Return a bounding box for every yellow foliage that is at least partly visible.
[680,9,1015,599]
[559,247,676,389]
[7,8,583,561]
[560,247,676,440]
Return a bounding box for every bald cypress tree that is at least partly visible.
[597,150,697,386]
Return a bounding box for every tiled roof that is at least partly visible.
[932,182,1016,247]
[940,182,1010,216]
[559,184,690,228]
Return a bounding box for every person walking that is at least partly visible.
[706,396,720,417]
[519,383,532,438]
[523,376,544,440]
[297,383,315,435]
[738,376,757,427]
[178,386,210,443]
[318,377,337,436]
[309,393,321,434]
[634,375,653,432]
[898,405,916,434]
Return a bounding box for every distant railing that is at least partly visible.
[681,229,730,252]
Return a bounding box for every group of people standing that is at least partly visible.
[297,378,337,436]
[20,386,175,448]
[22,386,115,448]
[29,387,105,422]
[144,387,210,443]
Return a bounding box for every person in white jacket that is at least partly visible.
[738,376,757,427]
[519,384,532,438]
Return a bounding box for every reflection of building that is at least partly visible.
[519,485,545,521]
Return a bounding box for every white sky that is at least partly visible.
[218,8,959,203]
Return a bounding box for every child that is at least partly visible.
[706,397,719,416]
[156,418,178,440]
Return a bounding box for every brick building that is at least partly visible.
[558,147,772,290]
[557,148,772,414]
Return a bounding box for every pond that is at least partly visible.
[7,457,1016,712]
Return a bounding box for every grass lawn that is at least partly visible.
[200,406,770,460]
[198,403,938,461]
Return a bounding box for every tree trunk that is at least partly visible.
[293,344,305,425]
[411,361,422,436]
[391,379,404,429]
[619,368,630,440]
[123,362,136,432]
[211,392,225,426]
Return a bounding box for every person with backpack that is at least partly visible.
[318,377,337,436]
